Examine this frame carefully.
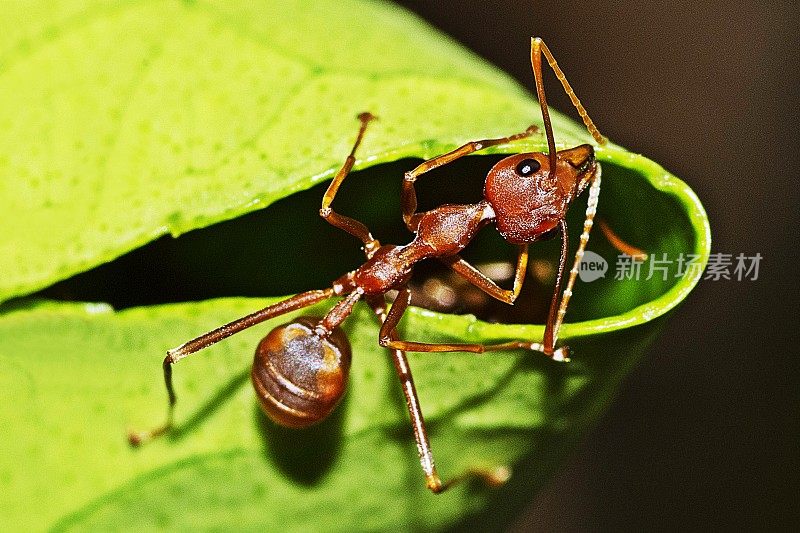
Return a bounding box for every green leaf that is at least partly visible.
[0,295,674,531]
[0,0,711,531]
[0,0,592,303]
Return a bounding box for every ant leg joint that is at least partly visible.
[378,335,392,348]
[403,171,415,183]
[163,350,181,368]
[552,346,570,363]
[319,207,332,218]
[426,475,444,494]
[528,342,569,362]
[363,240,380,256]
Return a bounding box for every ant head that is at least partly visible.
[483,144,596,244]
[488,38,606,244]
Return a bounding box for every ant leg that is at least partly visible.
[128,288,336,446]
[598,218,647,261]
[378,286,567,361]
[540,220,570,357]
[320,112,381,257]
[549,169,646,345]
[551,169,601,345]
[402,126,538,230]
[314,288,363,338]
[366,296,510,493]
[439,244,529,305]
[167,289,336,361]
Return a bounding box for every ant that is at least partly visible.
[130,38,644,494]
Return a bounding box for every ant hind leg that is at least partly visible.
[366,296,510,493]
[128,288,336,446]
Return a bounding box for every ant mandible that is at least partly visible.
[130,38,641,494]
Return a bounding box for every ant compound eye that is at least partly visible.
[515,158,540,177]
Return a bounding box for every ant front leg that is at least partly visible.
[540,219,571,358]
[366,296,510,493]
[549,168,647,343]
[128,288,336,446]
[402,126,538,230]
[320,112,381,257]
[378,285,568,361]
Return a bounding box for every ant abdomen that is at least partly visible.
[251,316,351,428]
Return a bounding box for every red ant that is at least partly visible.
[130,38,643,494]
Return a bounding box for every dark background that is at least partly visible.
[396,1,799,530]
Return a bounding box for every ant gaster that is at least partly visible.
[130,38,643,494]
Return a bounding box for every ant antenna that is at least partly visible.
[530,38,607,178]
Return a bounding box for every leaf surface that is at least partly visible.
[0,0,591,303]
[0,1,710,530]
[0,299,649,531]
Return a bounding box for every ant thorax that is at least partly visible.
[347,201,494,295]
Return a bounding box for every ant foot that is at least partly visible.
[127,422,172,447]
[484,465,512,487]
[426,465,512,494]
[127,430,148,447]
